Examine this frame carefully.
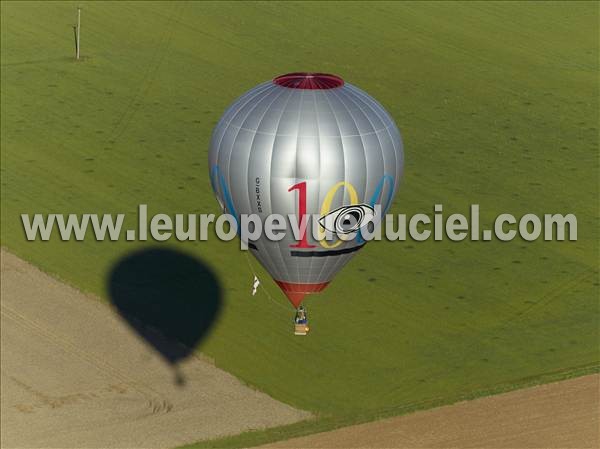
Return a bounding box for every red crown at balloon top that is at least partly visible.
[273,72,344,90]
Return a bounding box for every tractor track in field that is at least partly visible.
[506,267,597,324]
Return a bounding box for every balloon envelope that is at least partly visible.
[209,73,403,307]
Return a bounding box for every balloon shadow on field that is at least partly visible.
[108,248,222,386]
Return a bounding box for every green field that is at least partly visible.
[1,1,599,446]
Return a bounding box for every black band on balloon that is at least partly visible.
[290,244,366,258]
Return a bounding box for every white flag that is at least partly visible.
[251,276,260,296]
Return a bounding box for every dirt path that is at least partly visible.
[262,374,599,448]
[0,249,310,449]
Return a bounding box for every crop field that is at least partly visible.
[1,1,598,446]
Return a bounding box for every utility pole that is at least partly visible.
[76,7,81,60]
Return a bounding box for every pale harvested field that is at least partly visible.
[262,374,599,449]
[0,249,310,449]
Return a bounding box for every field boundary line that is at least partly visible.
[180,363,599,449]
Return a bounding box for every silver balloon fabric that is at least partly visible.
[209,74,403,305]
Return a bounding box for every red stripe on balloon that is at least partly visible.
[275,280,330,308]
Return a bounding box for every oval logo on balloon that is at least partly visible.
[319,203,375,235]
[209,72,404,307]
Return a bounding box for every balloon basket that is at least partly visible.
[294,323,310,336]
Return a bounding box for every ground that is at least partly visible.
[1,249,310,448]
[1,1,598,447]
[260,375,599,448]
[3,248,597,449]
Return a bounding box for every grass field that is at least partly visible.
[1,1,599,446]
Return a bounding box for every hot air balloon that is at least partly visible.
[209,72,403,311]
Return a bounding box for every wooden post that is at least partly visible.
[76,7,81,60]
